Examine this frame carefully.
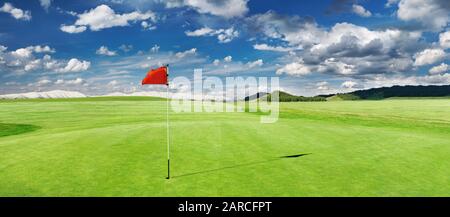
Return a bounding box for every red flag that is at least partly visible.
[141,66,168,85]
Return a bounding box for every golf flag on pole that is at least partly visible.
[141,66,168,85]
[141,65,171,179]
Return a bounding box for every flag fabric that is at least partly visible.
[142,66,168,85]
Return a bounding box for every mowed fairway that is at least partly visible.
[0,97,449,196]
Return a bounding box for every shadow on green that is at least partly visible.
[173,153,311,179]
[0,123,41,137]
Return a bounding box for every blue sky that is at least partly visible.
[0,0,449,96]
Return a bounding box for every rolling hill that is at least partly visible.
[322,85,450,100]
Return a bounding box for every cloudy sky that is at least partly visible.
[0,0,449,96]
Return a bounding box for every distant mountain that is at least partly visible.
[322,85,450,100]
[0,90,86,99]
[246,91,326,102]
[244,92,268,101]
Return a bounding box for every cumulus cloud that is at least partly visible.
[37,79,52,86]
[429,63,449,74]
[0,45,90,75]
[119,44,133,52]
[247,59,263,68]
[385,0,399,7]
[165,0,249,18]
[253,43,299,52]
[96,46,117,56]
[439,30,450,49]
[108,80,118,86]
[276,61,311,76]
[0,2,31,21]
[352,4,372,17]
[61,4,156,33]
[39,0,52,11]
[185,27,214,36]
[224,55,232,62]
[269,19,423,78]
[60,25,87,33]
[246,11,324,48]
[141,21,156,30]
[316,81,330,90]
[396,0,450,31]
[175,48,197,58]
[57,58,91,73]
[341,80,359,89]
[185,27,239,43]
[65,78,84,85]
[413,48,447,66]
[150,44,160,53]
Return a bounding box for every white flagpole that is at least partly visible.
[166,65,170,179]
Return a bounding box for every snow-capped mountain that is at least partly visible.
[0,90,87,99]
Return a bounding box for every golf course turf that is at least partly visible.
[0,97,449,196]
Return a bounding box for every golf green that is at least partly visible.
[0,97,449,196]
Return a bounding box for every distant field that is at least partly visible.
[0,97,449,196]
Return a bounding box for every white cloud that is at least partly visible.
[247,11,325,47]
[276,62,311,76]
[60,25,87,33]
[185,27,239,43]
[213,59,220,66]
[30,45,55,53]
[247,59,263,68]
[364,73,450,87]
[268,22,421,76]
[352,4,372,17]
[108,80,118,86]
[141,21,156,30]
[11,48,33,58]
[439,30,450,49]
[65,78,84,85]
[57,58,91,73]
[39,0,52,11]
[10,46,54,58]
[175,48,197,58]
[0,45,7,52]
[224,55,232,62]
[413,48,447,66]
[166,0,249,18]
[96,46,117,56]
[253,43,299,52]
[316,81,330,90]
[341,81,358,89]
[317,58,357,75]
[119,44,133,52]
[0,2,31,21]
[37,79,51,86]
[185,27,214,36]
[61,4,156,33]
[150,44,160,53]
[397,0,449,31]
[429,63,449,74]
[385,0,399,7]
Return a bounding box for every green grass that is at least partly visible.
[0,123,41,137]
[0,97,449,196]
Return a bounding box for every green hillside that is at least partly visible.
[322,85,450,100]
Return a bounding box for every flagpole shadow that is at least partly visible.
[171,153,311,179]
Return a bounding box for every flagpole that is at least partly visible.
[166,65,170,179]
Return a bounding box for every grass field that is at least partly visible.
[0,97,449,196]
